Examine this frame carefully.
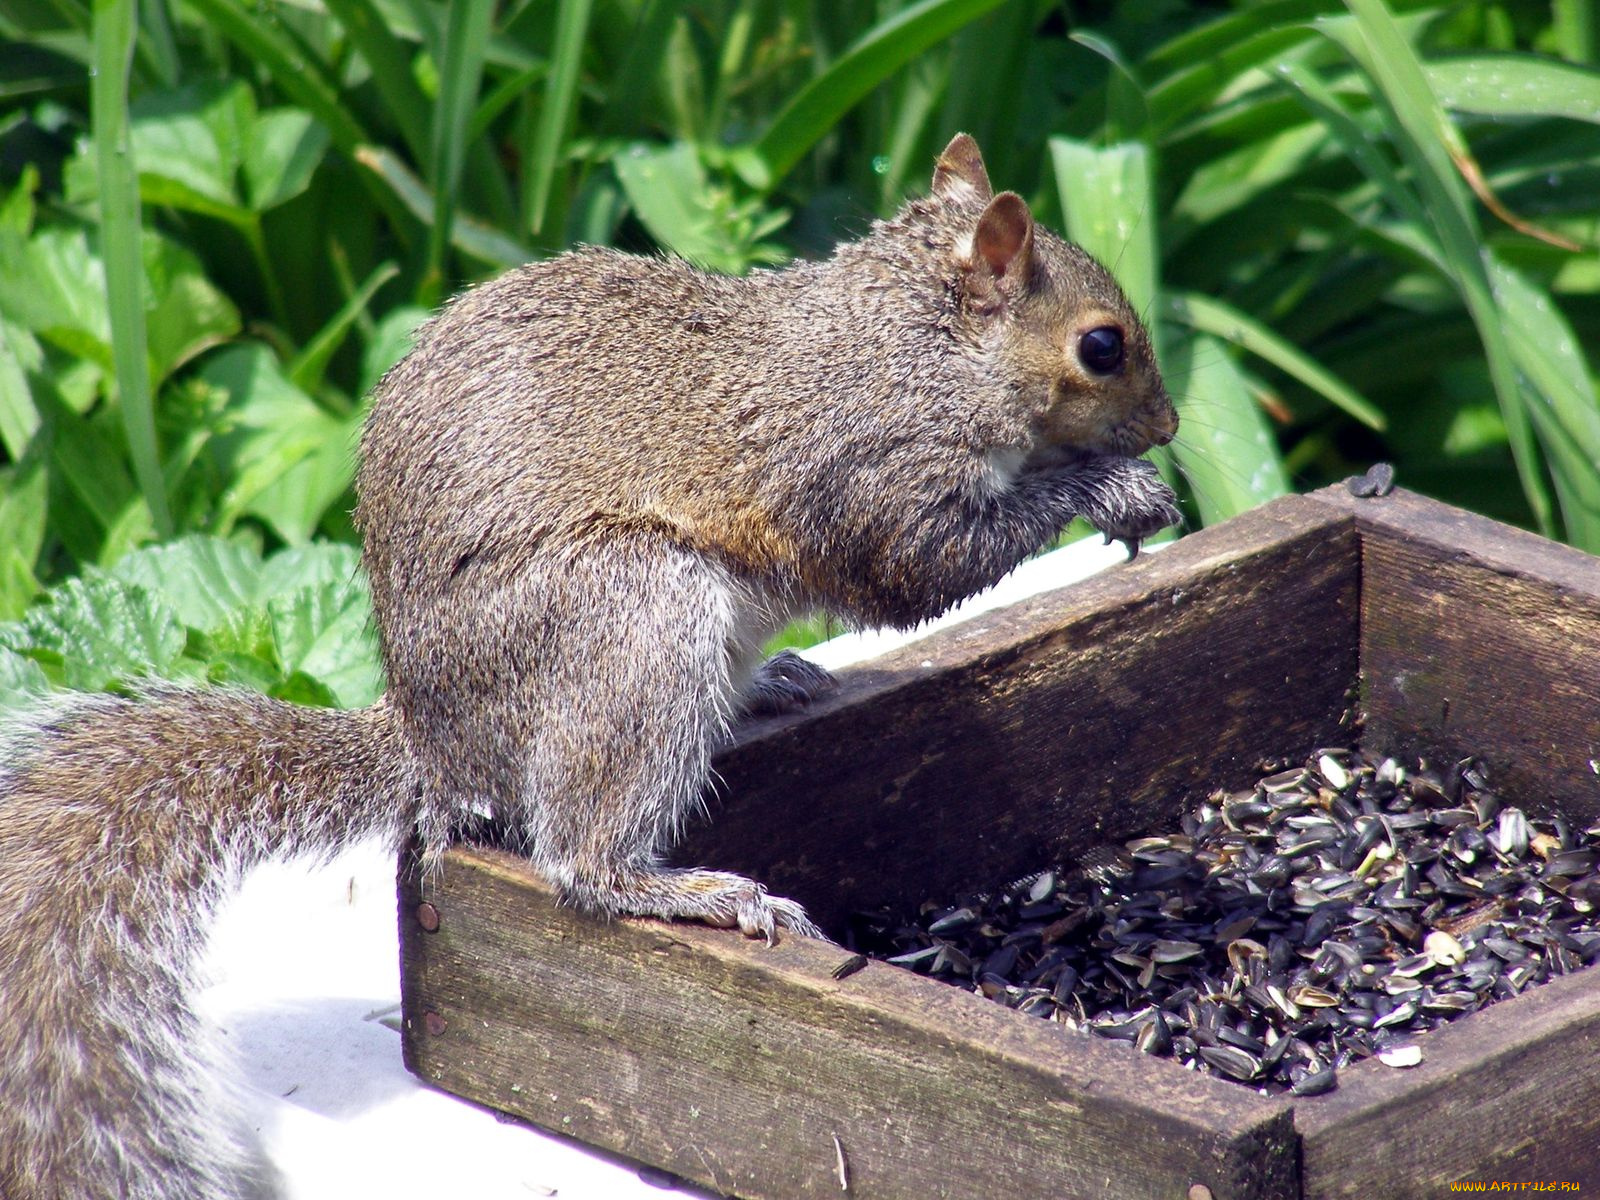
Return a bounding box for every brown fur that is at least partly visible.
[0,135,1178,1197]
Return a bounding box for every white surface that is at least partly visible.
[201,534,1151,1198]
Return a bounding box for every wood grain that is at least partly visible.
[401,843,1299,1200]
[1296,962,1600,1194]
[678,496,1362,933]
[1308,485,1600,824]
[399,487,1600,1196]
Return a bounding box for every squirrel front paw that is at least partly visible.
[1070,455,1181,557]
[573,866,825,944]
[742,649,838,716]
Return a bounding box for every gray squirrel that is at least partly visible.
[0,134,1179,1199]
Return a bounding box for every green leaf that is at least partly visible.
[268,574,383,708]
[0,455,47,619]
[0,318,44,460]
[523,0,593,236]
[90,0,170,539]
[1163,330,1291,525]
[288,260,400,394]
[0,227,112,369]
[359,305,430,398]
[1320,3,1555,535]
[0,647,51,713]
[242,107,331,211]
[180,0,368,156]
[355,145,529,267]
[321,0,432,164]
[200,344,353,543]
[733,0,1013,190]
[614,142,738,273]
[105,533,265,633]
[256,540,363,601]
[0,164,38,234]
[1049,137,1159,355]
[1428,55,1600,125]
[140,234,241,386]
[9,574,186,691]
[426,0,495,280]
[1163,291,1386,431]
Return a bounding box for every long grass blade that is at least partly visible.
[1325,1,1557,536]
[1164,330,1291,525]
[734,0,1012,190]
[425,0,495,291]
[524,0,593,238]
[91,0,171,539]
[287,261,400,395]
[355,146,528,267]
[1164,290,1386,431]
[322,0,432,164]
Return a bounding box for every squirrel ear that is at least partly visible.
[932,133,994,203]
[972,192,1034,283]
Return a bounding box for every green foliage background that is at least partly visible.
[0,0,1596,704]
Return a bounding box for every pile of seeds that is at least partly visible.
[848,749,1600,1095]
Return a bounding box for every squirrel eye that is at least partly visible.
[1078,326,1125,374]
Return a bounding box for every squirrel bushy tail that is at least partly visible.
[0,689,412,1200]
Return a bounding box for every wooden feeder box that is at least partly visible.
[398,486,1600,1198]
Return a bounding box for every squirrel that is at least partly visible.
[0,134,1179,1199]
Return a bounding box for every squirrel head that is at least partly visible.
[931,133,1178,462]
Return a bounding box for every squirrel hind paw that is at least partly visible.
[742,649,838,717]
[594,867,828,945]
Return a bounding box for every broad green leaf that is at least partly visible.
[200,344,352,543]
[242,108,330,211]
[105,533,265,633]
[0,648,50,712]
[733,0,1012,190]
[0,456,46,619]
[0,227,112,364]
[1164,291,1386,430]
[0,164,38,233]
[141,235,241,386]
[359,305,430,398]
[256,541,364,601]
[613,142,740,272]
[0,318,43,460]
[10,575,186,691]
[1163,331,1291,525]
[268,577,383,708]
[1428,56,1600,125]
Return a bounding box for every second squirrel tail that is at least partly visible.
[0,687,417,1200]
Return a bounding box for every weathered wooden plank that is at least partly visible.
[1296,962,1600,1194]
[1307,486,1600,823]
[678,495,1362,933]
[400,843,1299,1200]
